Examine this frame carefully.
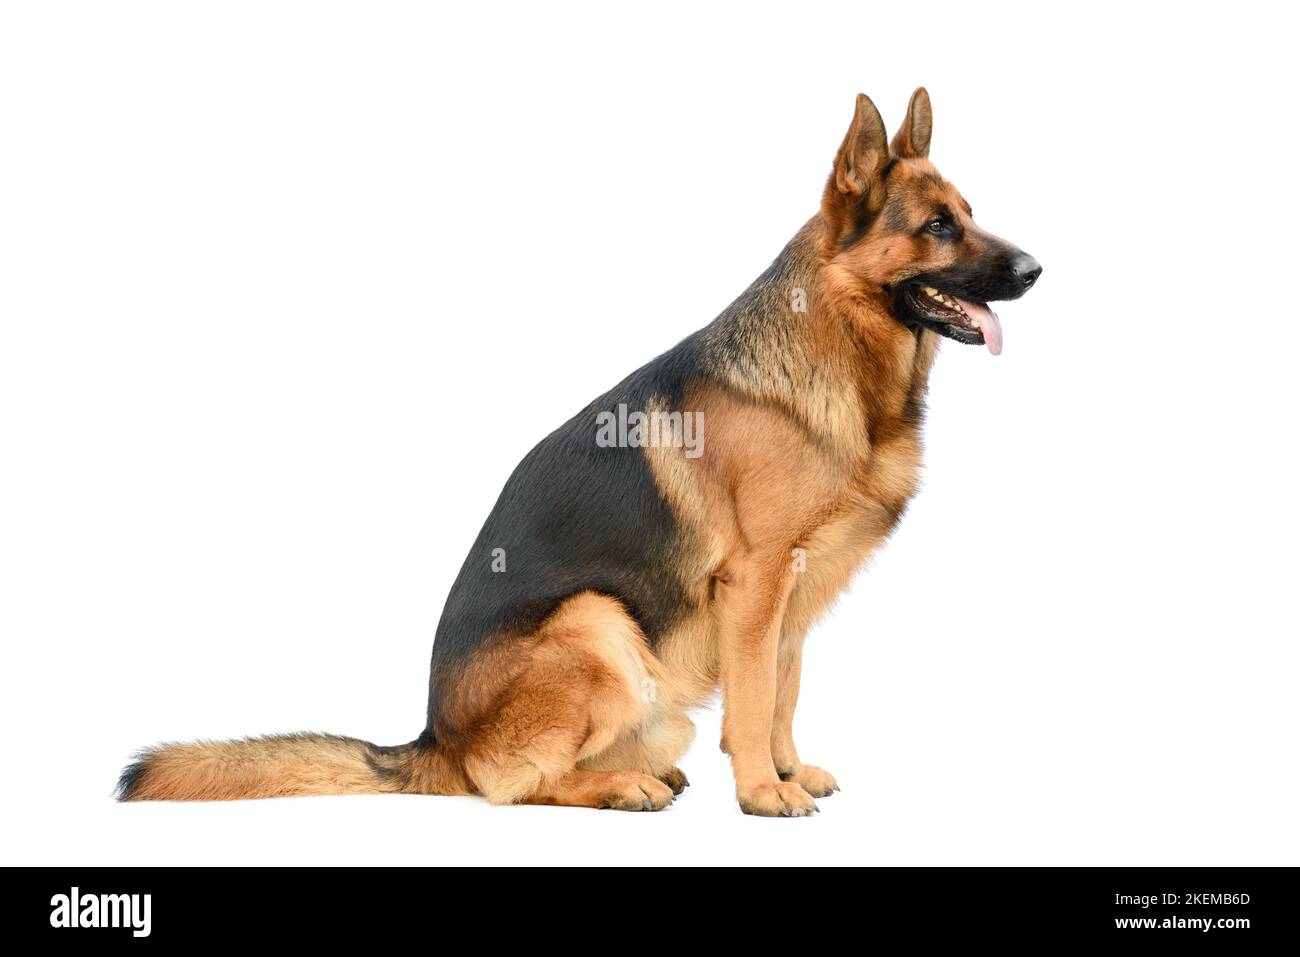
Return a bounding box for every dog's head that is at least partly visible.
[820,89,1040,355]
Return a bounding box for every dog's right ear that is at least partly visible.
[891,87,932,159]
[821,93,891,243]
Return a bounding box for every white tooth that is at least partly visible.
[971,319,981,329]
[923,286,938,295]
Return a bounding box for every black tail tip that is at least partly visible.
[114,756,150,801]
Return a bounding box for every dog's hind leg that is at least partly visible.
[526,768,674,810]
[579,708,695,795]
[453,592,676,811]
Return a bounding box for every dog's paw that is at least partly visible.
[658,766,690,796]
[598,772,676,811]
[778,763,839,798]
[737,780,818,817]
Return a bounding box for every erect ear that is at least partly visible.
[891,87,932,158]
[822,93,891,238]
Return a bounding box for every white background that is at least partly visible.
[3,2,1297,866]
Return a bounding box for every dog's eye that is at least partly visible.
[926,219,947,235]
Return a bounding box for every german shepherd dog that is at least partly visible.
[118,89,1040,816]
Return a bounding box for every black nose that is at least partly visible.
[1012,254,1042,288]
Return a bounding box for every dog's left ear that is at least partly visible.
[891,87,932,159]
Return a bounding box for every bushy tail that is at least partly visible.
[115,730,466,801]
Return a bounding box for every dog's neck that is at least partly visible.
[699,216,937,457]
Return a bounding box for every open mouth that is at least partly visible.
[904,284,1003,355]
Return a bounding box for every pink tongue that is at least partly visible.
[953,297,1002,356]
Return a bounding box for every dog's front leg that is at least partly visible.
[715,560,819,817]
[771,633,839,798]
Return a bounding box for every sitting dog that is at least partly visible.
[118,88,1040,816]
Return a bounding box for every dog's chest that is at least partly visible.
[783,421,924,639]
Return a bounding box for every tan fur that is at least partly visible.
[124,733,467,801]
[441,592,682,806]
[526,769,676,811]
